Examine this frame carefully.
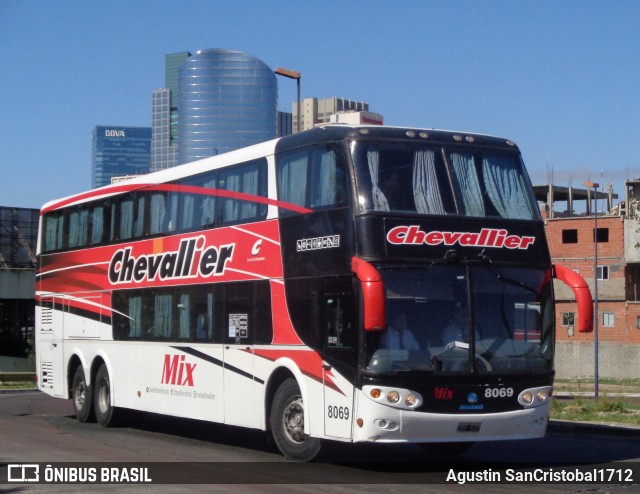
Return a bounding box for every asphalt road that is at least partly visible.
[1,391,640,493]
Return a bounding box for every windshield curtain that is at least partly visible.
[365,266,554,376]
[448,151,537,220]
[353,141,539,220]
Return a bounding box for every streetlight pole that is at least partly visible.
[274,67,301,133]
[584,180,600,399]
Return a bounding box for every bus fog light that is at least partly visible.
[387,391,400,403]
[536,390,548,402]
[522,392,534,405]
[374,419,399,431]
[405,393,418,407]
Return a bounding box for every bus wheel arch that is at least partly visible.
[66,354,82,398]
[264,362,312,434]
[265,367,293,429]
[268,375,322,461]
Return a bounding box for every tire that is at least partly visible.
[270,378,321,461]
[93,364,119,427]
[71,365,95,423]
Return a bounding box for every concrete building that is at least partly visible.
[329,110,383,125]
[533,183,640,379]
[293,97,373,132]
[151,88,173,172]
[151,52,191,172]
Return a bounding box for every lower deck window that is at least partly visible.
[112,281,272,344]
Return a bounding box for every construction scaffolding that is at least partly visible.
[0,207,38,269]
[0,206,38,359]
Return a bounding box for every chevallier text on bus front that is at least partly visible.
[386,226,536,250]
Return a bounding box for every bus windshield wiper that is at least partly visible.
[432,249,460,265]
[477,249,491,263]
[488,267,538,295]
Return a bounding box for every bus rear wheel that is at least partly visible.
[94,364,119,427]
[71,365,94,423]
[270,379,321,461]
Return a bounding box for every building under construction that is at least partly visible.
[534,181,640,378]
[0,206,38,360]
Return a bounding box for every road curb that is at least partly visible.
[549,419,640,436]
[554,392,640,399]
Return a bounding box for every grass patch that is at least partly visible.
[0,381,37,391]
[551,396,640,426]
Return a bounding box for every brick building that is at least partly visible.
[537,182,640,378]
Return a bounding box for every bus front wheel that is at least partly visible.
[94,364,119,427]
[71,365,94,423]
[270,379,321,461]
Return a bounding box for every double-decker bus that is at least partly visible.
[36,125,592,461]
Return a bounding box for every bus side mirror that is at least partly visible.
[352,257,386,331]
[553,264,593,333]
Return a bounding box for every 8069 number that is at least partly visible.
[484,387,514,398]
[327,405,350,420]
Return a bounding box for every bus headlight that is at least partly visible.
[363,386,423,410]
[518,386,552,408]
[536,390,549,402]
[387,391,400,403]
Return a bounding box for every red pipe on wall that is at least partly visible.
[554,264,593,333]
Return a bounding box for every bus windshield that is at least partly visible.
[365,265,554,375]
[352,140,540,220]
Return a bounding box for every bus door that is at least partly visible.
[322,290,356,439]
[222,283,256,428]
[37,295,65,397]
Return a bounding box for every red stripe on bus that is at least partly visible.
[252,348,344,396]
[270,280,304,345]
[41,183,313,215]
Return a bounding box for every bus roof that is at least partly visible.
[41,124,520,213]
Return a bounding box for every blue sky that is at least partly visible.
[1,0,638,209]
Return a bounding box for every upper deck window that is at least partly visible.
[276,144,348,215]
[353,141,539,220]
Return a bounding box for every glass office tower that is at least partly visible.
[177,49,277,164]
[91,126,151,188]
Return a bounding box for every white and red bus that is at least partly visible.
[36,125,592,461]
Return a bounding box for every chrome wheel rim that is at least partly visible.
[282,396,306,443]
[74,380,86,409]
